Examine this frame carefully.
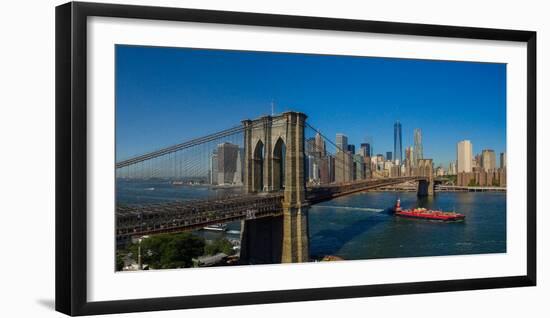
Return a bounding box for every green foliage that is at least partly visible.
[447,175,457,185]
[468,179,478,187]
[492,179,500,187]
[130,233,205,269]
[205,238,234,256]
[116,253,125,271]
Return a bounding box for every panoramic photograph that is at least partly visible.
[114,45,507,271]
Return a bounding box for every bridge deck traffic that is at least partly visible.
[116,176,423,239]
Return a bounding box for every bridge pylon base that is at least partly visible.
[240,216,283,264]
[281,204,309,263]
[417,179,435,196]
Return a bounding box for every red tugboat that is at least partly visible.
[393,198,465,222]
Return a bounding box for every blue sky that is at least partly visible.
[116,45,506,167]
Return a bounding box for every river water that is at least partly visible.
[309,191,506,260]
[117,180,506,260]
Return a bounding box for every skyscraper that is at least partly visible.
[413,128,423,167]
[393,121,402,164]
[319,156,330,184]
[405,146,414,164]
[500,152,507,169]
[360,143,371,157]
[336,133,348,152]
[305,137,316,155]
[457,140,473,173]
[217,142,241,184]
[233,149,243,184]
[354,154,365,180]
[449,161,457,175]
[474,154,482,168]
[481,149,497,172]
[315,132,326,157]
[209,150,218,185]
[386,151,392,161]
[347,144,355,154]
[335,151,353,182]
[306,154,315,182]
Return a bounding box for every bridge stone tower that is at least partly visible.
[416,158,434,196]
[241,111,309,263]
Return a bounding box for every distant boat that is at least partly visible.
[171,180,184,185]
[144,187,155,191]
[203,223,227,231]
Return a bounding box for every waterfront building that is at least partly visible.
[394,121,403,164]
[386,151,392,161]
[481,149,497,172]
[457,140,473,173]
[500,152,507,169]
[457,172,474,186]
[413,128,423,167]
[336,133,348,152]
[457,169,506,187]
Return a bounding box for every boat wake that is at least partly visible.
[314,205,384,213]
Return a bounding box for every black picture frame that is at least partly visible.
[55,1,537,316]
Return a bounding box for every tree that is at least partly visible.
[130,233,205,269]
[205,238,234,256]
[116,253,125,271]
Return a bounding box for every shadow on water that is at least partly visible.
[416,195,434,207]
[309,211,387,258]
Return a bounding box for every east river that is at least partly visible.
[117,180,506,260]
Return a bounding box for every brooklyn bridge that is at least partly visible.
[116,111,434,263]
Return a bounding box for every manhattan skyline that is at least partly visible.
[116,45,506,167]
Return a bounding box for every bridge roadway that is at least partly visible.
[116,176,423,239]
[436,185,506,192]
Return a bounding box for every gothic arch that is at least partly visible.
[252,139,264,192]
[272,137,286,190]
